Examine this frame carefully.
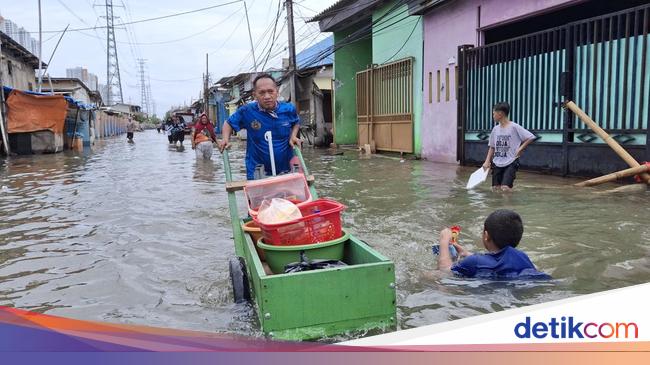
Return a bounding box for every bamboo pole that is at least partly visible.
[564,101,650,183]
[575,163,650,187]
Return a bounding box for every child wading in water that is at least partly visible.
[437,209,549,279]
[482,102,536,191]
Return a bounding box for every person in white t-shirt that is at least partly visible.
[482,102,536,191]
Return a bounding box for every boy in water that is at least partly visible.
[482,102,536,191]
[437,209,549,279]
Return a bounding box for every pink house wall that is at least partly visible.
[421,0,580,163]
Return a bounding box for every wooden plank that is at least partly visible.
[226,175,316,192]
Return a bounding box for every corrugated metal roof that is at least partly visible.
[308,0,358,22]
[296,36,334,69]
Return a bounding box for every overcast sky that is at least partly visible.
[0,0,336,115]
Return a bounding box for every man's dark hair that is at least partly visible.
[253,73,277,89]
[493,102,510,116]
[483,209,524,249]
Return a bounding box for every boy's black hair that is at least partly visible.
[253,73,277,89]
[493,102,510,116]
[483,209,524,249]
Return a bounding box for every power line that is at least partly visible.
[378,17,420,64]
[57,0,92,26]
[243,12,321,74]
[294,1,318,14]
[293,1,414,70]
[31,0,243,34]
[208,10,247,55]
[59,10,240,47]
[127,7,242,45]
[150,76,203,82]
[259,0,283,71]
[227,3,285,75]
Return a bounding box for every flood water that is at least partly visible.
[1,130,649,340]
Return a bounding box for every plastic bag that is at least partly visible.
[257,198,302,225]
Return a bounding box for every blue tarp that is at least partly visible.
[296,36,333,70]
[3,86,97,110]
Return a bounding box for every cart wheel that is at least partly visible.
[229,257,251,303]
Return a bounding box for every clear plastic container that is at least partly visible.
[244,173,312,216]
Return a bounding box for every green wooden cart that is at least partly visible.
[222,148,397,341]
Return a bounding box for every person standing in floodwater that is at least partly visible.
[126,118,137,143]
[192,113,217,160]
[170,116,186,147]
[217,73,301,180]
[482,102,536,191]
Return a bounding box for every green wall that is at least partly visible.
[333,25,372,145]
[371,2,423,155]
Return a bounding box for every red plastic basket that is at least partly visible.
[253,199,346,246]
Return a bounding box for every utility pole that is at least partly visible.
[205,53,210,120]
[243,0,257,72]
[37,0,43,92]
[137,59,149,115]
[285,0,297,108]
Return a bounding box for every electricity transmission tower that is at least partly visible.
[137,58,149,115]
[147,78,154,116]
[103,0,123,105]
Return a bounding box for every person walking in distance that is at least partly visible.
[192,113,217,160]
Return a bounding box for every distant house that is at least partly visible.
[110,102,142,116]
[0,30,42,91]
[293,36,334,147]
[40,77,99,106]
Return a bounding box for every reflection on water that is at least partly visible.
[0,131,648,338]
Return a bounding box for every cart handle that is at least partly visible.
[293,146,318,199]
[222,148,233,183]
[224,146,312,187]
[293,146,310,176]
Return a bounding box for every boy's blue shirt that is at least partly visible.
[451,246,550,279]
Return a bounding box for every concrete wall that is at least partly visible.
[372,2,423,155]
[1,51,35,90]
[314,65,333,90]
[421,0,578,163]
[333,24,372,145]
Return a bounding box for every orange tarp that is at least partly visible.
[6,90,67,134]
